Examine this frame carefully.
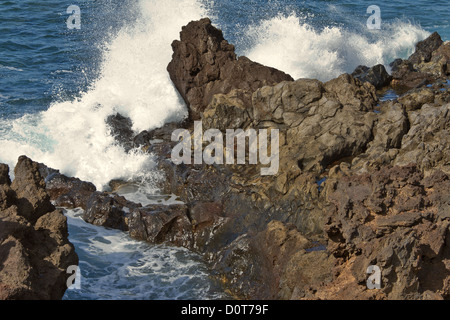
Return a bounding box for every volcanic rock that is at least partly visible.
[167,18,293,120]
[0,157,78,300]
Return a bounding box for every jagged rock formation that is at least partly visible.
[27,23,450,300]
[167,18,293,120]
[0,156,78,300]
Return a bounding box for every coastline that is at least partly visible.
[1,18,449,300]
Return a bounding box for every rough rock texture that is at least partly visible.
[38,164,97,210]
[408,32,444,66]
[38,167,193,248]
[0,157,78,300]
[391,32,449,91]
[29,22,450,301]
[252,74,378,174]
[318,165,450,300]
[352,64,392,90]
[167,18,293,120]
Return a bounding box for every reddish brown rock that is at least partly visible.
[167,18,293,120]
[0,157,78,300]
[319,165,450,300]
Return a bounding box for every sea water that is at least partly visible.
[1,0,448,300]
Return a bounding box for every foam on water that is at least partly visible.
[0,0,208,189]
[243,13,430,81]
[0,0,433,189]
[62,208,226,300]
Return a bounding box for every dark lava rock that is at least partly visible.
[391,32,448,91]
[167,18,293,120]
[352,64,392,89]
[409,32,443,66]
[38,164,97,210]
[106,113,135,152]
[0,157,78,300]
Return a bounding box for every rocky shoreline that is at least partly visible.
[0,157,78,299]
[1,18,449,300]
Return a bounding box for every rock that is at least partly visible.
[252,75,377,174]
[38,163,97,209]
[0,164,11,185]
[10,156,55,224]
[83,192,130,231]
[133,130,152,149]
[390,32,448,91]
[320,165,450,300]
[126,204,192,247]
[202,89,252,131]
[323,73,378,112]
[81,190,193,248]
[167,18,293,120]
[351,102,409,171]
[352,64,392,90]
[397,88,435,111]
[16,22,448,301]
[0,157,78,300]
[408,32,443,66]
[416,42,450,77]
[394,103,450,175]
[106,113,135,152]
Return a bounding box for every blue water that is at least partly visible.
[1,0,449,300]
[1,0,448,121]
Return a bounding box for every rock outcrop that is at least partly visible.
[352,64,392,90]
[318,165,449,300]
[0,156,78,300]
[167,18,293,120]
[23,22,450,301]
[391,32,449,91]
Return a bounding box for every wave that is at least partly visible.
[62,208,225,300]
[0,63,23,72]
[0,1,432,190]
[243,13,430,81]
[0,0,207,190]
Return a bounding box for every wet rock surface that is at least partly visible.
[12,23,449,300]
[167,18,293,121]
[391,32,449,92]
[0,156,78,300]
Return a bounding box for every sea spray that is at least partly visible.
[0,0,208,189]
[243,13,430,81]
[0,0,432,189]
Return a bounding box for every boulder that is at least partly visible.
[167,18,293,120]
[391,32,448,91]
[10,156,55,224]
[0,157,78,300]
[38,165,97,209]
[352,64,392,90]
[319,165,450,300]
[408,32,444,66]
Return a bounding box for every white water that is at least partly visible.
[0,0,430,191]
[62,208,226,300]
[244,13,430,81]
[0,0,208,190]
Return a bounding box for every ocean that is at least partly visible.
[0,0,448,300]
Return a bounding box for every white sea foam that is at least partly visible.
[0,0,207,189]
[0,64,23,72]
[62,208,225,300]
[0,1,431,190]
[244,13,430,81]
